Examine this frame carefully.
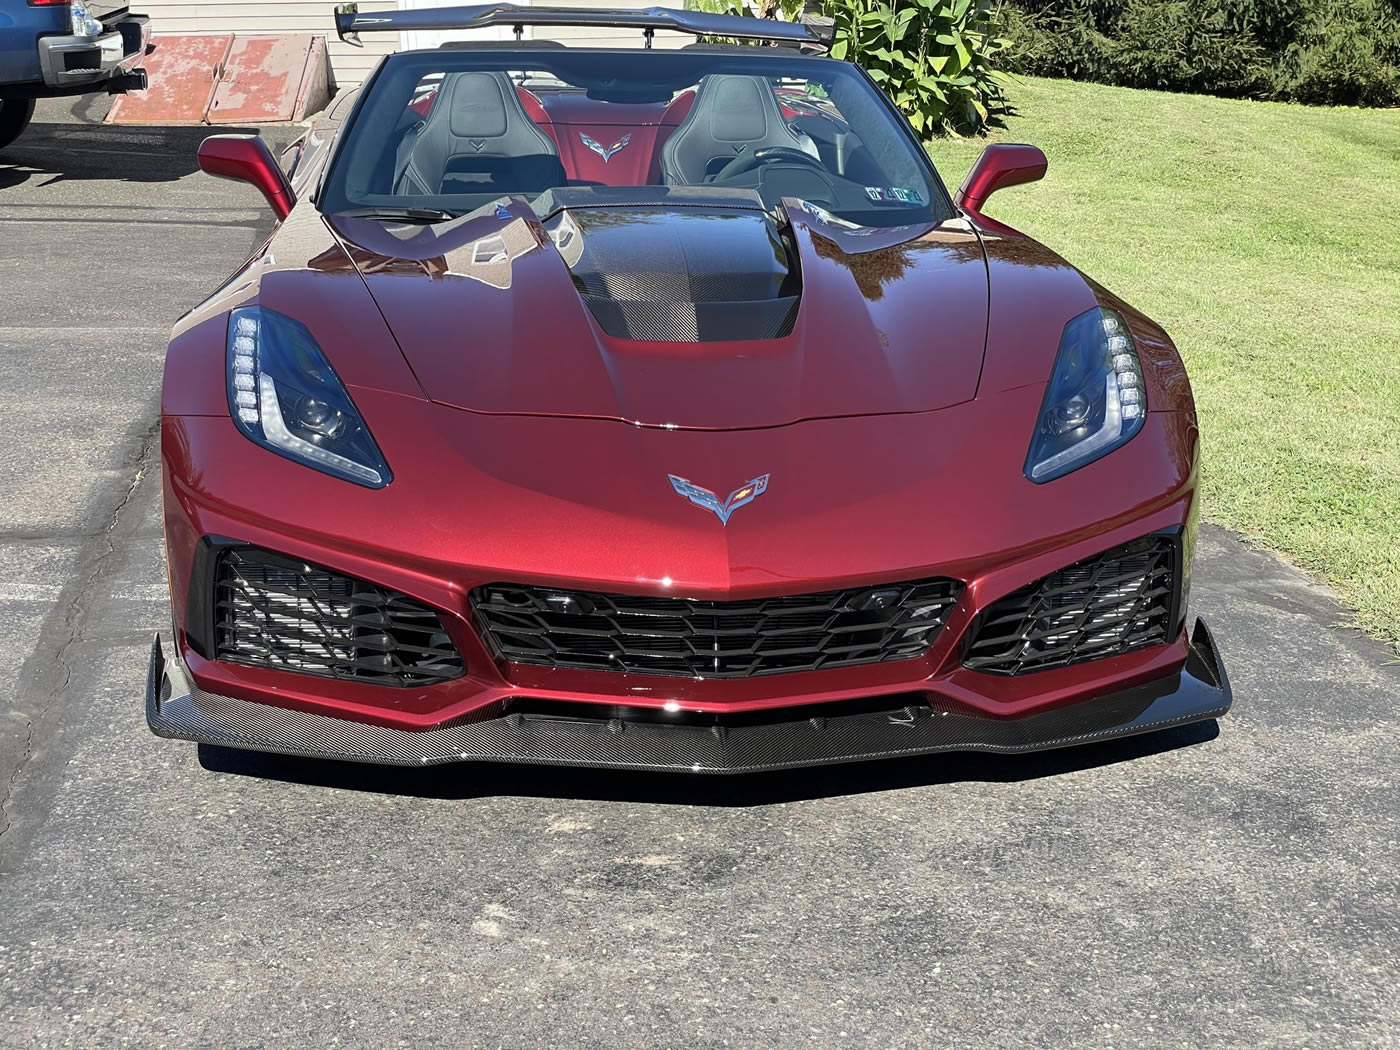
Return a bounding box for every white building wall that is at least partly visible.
[137,0,690,86]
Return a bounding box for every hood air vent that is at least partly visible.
[547,206,800,342]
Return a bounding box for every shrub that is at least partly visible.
[824,0,1011,135]
[1226,0,1311,52]
[1275,0,1400,105]
[1000,3,1116,80]
[1110,0,1271,96]
[685,0,1012,135]
[999,0,1400,106]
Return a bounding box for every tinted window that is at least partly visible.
[321,49,950,228]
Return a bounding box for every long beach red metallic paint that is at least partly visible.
[326,204,989,426]
[147,17,1229,773]
[160,89,1211,762]
[195,134,295,220]
[954,143,1048,235]
[161,190,1200,730]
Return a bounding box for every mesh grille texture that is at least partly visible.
[214,549,464,686]
[963,535,1176,675]
[471,578,962,679]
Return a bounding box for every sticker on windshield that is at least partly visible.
[865,186,924,204]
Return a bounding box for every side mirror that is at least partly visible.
[955,144,1047,219]
[197,134,295,220]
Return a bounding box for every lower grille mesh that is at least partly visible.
[471,578,962,679]
[214,549,464,686]
[963,535,1176,675]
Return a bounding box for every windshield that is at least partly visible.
[320,49,950,228]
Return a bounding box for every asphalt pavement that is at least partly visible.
[0,111,1397,1049]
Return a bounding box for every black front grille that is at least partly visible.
[963,535,1176,675]
[214,549,464,686]
[471,578,962,679]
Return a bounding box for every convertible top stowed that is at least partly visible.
[147,4,1230,773]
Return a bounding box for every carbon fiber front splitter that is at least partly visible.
[145,619,1231,774]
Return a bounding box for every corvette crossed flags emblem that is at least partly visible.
[668,474,770,525]
[580,133,632,163]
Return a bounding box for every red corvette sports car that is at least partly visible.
[146,4,1231,773]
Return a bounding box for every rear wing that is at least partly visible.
[332,3,834,51]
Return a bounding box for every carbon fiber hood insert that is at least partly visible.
[545,205,800,342]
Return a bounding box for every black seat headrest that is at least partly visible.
[397,71,562,196]
[660,74,818,186]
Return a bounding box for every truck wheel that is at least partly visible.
[0,99,36,152]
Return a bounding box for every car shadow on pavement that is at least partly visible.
[0,122,264,190]
[197,719,1221,806]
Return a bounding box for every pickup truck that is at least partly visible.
[0,0,151,150]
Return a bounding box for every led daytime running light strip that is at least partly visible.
[1104,313,1145,422]
[231,315,260,425]
[232,313,384,486]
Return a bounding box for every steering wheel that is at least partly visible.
[713,145,825,182]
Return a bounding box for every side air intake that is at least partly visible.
[963,535,1177,675]
[212,548,465,687]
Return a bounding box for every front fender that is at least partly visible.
[163,206,425,416]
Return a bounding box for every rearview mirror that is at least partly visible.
[197,134,295,220]
[955,144,1047,220]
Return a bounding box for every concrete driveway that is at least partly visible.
[1,114,1397,1049]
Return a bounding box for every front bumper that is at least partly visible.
[36,14,149,92]
[146,618,1231,774]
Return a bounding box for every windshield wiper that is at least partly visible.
[338,207,457,224]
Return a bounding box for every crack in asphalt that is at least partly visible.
[0,419,160,850]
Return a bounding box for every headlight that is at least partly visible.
[226,306,392,488]
[1024,306,1147,483]
[70,0,104,38]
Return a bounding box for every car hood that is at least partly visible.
[323,198,991,430]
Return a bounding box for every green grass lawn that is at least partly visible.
[926,76,1400,652]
